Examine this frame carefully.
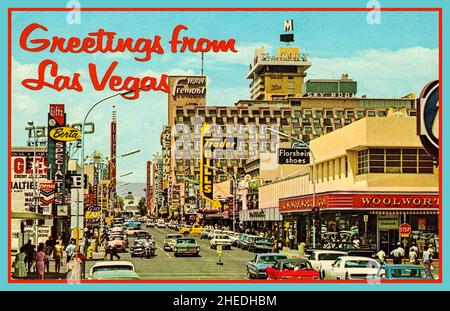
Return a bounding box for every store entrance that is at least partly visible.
[378,229,399,254]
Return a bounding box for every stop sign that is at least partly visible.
[399,223,412,237]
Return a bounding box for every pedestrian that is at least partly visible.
[53,241,63,274]
[36,243,45,280]
[13,246,27,279]
[65,240,76,263]
[104,243,111,260]
[390,242,405,264]
[409,246,418,265]
[44,242,53,273]
[22,239,35,273]
[423,246,432,271]
[409,242,419,265]
[66,254,82,282]
[375,249,387,265]
[110,244,121,261]
[353,235,361,249]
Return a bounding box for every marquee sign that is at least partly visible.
[417,80,439,160]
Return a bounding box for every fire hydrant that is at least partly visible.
[87,245,93,260]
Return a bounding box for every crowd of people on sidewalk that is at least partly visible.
[374,242,436,272]
[12,236,86,280]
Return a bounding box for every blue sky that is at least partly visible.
[11,10,439,183]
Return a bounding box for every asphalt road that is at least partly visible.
[86,227,256,280]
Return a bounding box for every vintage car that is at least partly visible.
[246,253,288,279]
[107,235,128,252]
[123,220,142,228]
[173,238,200,257]
[377,265,434,280]
[207,229,223,239]
[200,229,211,239]
[210,234,233,250]
[266,259,320,280]
[324,256,380,280]
[248,237,274,253]
[308,250,348,279]
[156,220,166,228]
[88,261,136,279]
[164,234,184,251]
[237,234,258,250]
[130,239,155,258]
[146,220,155,228]
[224,232,241,246]
[179,223,206,236]
[91,269,141,280]
[126,228,149,237]
[136,232,153,240]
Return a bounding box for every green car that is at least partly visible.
[91,270,141,280]
[173,238,200,257]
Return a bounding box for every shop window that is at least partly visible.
[385,149,401,173]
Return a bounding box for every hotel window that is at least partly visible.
[367,110,376,117]
[288,82,294,87]
[369,148,385,173]
[315,111,323,118]
[409,111,417,117]
[336,110,344,118]
[386,149,401,173]
[402,149,418,173]
[418,149,434,173]
[347,110,355,117]
[292,118,299,123]
[305,126,312,133]
[358,149,369,174]
[326,111,334,118]
[294,110,302,117]
[253,110,260,115]
[378,110,386,117]
[324,119,332,126]
[313,118,320,125]
[356,111,365,118]
[305,110,312,117]
[302,118,310,125]
[315,126,323,134]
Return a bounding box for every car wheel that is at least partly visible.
[174,253,178,257]
[321,271,325,280]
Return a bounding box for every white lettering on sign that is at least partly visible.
[284,19,294,32]
[172,77,206,98]
[306,92,356,98]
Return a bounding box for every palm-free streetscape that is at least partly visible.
[10,14,440,282]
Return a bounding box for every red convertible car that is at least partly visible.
[266,259,320,280]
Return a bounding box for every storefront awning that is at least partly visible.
[368,210,439,215]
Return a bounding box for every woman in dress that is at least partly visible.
[13,246,27,278]
[35,243,45,280]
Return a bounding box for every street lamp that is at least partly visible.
[267,127,318,248]
[204,165,237,232]
[78,89,136,258]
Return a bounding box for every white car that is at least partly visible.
[222,231,240,245]
[324,256,380,280]
[210,234,233,250]
[208,229,222,239]
[308,250,348,279]
[156,221,166,228]
[146,220,155,228]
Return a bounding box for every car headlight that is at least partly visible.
[196,247,200,251]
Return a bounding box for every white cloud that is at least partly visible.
[307,47,438,97]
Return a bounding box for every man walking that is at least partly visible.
[390,242,405,264]
[65,240,76,263]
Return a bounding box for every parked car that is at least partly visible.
[324,256,380,280]
[200,229,211,239]
[246,253,288,279]
[266,259,320,280]
[146,220,155,228]
[248,237,274,253]
[164,234,184,251]
[377,265,434,280]
[173,238,200,257]
[308,250,348,279]
[88,261,137,279]
[210,234,233,250]
[223,231,240,246]
[179,223,206,236]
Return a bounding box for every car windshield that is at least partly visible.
[215,235,228,239]
[113,236,124,240]
[283,261,312,270]
[318,253,344,261]
[258,255,287,264]
[93,265,133,272]
[167,235,182,239]
[256,238,270,243]
[178,239,195,244]
[390,268,432,279]
[345,260,378,268]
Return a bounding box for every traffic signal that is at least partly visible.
[312,206,320,229]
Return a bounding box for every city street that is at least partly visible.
[85,227,256,280]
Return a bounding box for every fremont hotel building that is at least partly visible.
[159,44,427,228]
